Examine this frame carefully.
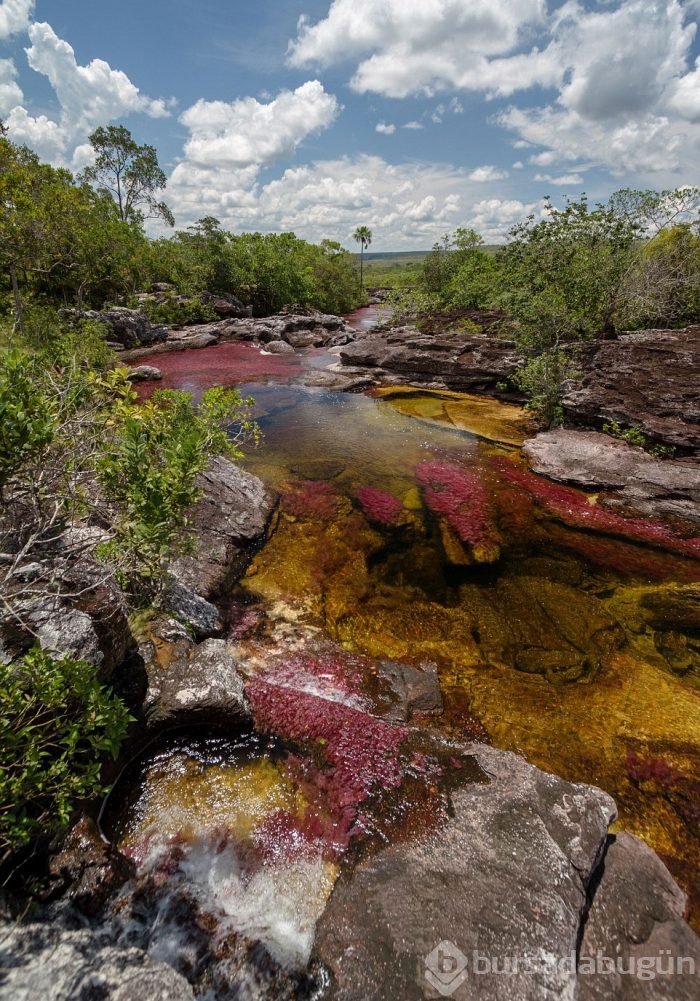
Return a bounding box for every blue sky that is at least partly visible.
[2,1,700,249]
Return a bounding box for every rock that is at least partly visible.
[60,307,168,348]
[313,744,616,1001]
[144,637,250,727]
[160,579,223,638]
[578,832,700,1000]
[1,549,135,679]
[562,327,700,452]
[374,660,443,722]
[522,429,700,523]
[168,329,219,350]
[0,914,195,1001]
[127,364,162,381]
[48,816,135,918]
[170,456,277,600]
[265,339,296,354]
[339,326,522,391]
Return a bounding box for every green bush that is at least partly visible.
[0,647,132,862]
[96,384,261,601]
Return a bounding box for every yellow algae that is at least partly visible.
[372,386,534,446]
[402,486,423,511]
[121,757,300,850]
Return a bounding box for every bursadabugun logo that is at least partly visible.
[424,940,468,996]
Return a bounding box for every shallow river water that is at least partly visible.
[126,324,700,952]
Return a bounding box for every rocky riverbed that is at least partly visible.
[4,307,698,1000]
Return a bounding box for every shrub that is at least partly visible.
[0,647,131,862]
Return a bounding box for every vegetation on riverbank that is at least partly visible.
[390,191,700,424]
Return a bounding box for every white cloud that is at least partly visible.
[403,120,423,129]
[178,81,338,170]
[469,197,540,241]
[375,121,396,134]
[668,56,700,121]
[0,57,22,114]
[166,151,527,247]
[0,0,33,39]
[533,172,585,186]
[512,160,524,169]
[288,0,700,185]
[4,21,170,161]
[469,165,509,182]
[169,82,341,229]
[287,0,548,98]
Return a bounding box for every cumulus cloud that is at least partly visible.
[375,121,395,134]
[169,82,341,228]
[0,57,22,113]
[287,0,548,98]
[288,0,700,183]
[533,172,585,186]
[668,56,700,121]
[178,81,338,170]
[469,165,509,182]
[0,0,33,39]
[403,120,423,129]
[4,21,170,161]
[168,150,524,247]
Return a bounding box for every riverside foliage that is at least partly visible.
[399,191,700,424]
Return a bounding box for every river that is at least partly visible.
[119,313,700,970]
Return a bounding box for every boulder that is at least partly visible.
[265,339,296,354]
[0,915,195,1001]
[522,429,700,523]
[578,832,700,1000]
[144,637,250,727]
[127,364,162,381]
[313,744,617,1001]
[60,307,168,348]
[562,327,700,452]
[170,456,277,600]
[47,816,135,918]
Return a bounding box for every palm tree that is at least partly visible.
[353,225,372,290]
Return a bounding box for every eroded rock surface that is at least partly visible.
[314,744,617,1001]
[579,832,700,1001]
[340,326,522,391]
[562,327,700,452]
[168,456,277,614]
[522,429,700,523]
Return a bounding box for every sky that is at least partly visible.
[1,0,700,250]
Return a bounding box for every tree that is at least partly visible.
[353,225,372,290]
[81,125,174,227]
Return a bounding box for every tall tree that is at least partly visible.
[353,225,372,290]
[81,125,174,227]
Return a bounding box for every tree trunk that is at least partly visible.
[10,264,24,337]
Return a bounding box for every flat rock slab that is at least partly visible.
[314,745,616,1001]
[523,429,700,522]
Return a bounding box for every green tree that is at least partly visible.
[353,225,372,290]
[81,125,174,227]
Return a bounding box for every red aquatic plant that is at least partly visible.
[415,459,498,550]
[281,480,340,521]
[626,750,678,788]
[492,457,700,562]
[356,486,403,526]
